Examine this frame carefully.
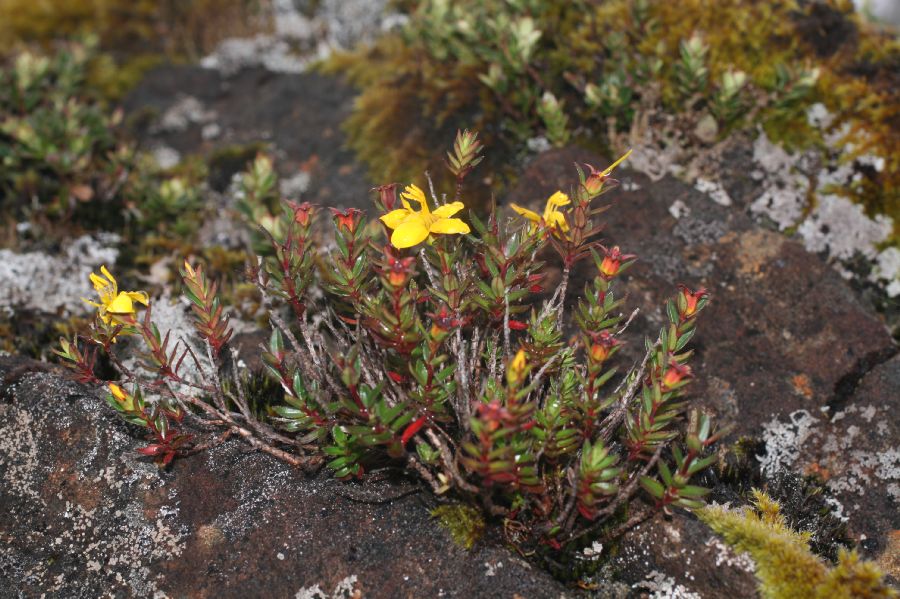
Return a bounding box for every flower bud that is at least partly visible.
[506,349,528,386]
[376,183,399,211]
[661,361,692,391]
[385,254,415,288]
[287,201,314,227]
[588,331,619,363]
[331,207,362,233]
[677,285,709,319]
[108,383,134,411]
[598,246,635,280]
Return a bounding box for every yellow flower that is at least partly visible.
[379,184,471,249]
[510,190,570,234]
[108,383,134,411]
[83,265,149,326]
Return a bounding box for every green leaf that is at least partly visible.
[640,476,665,499]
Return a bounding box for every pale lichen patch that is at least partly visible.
[0,405,43,504]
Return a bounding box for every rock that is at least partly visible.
[124,65,373,211]
[0,234,119,317]
[757,355,900,575]
[610,513,758,598]
[0,356,569,597]
[504,146,898,589]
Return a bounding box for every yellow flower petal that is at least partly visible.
[107,292,135,315]
[90,272,109,292]
[511,203,541,222]
[601,149,632,176]
[401,184,428,207]
[380,208,413,230]
[391,219,431,248]
[432,201,464,219]
[109,383,127,401]
[547,211,569,232]
[100,265,117,288]
[546,191,570,207]
[429,218,471,235]
[125,291,150,306]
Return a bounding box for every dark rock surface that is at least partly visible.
[504,146,899,589]
[0,356,570,598]
[3,64,898,596]
[124,65,373,210]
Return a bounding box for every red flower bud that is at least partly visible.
[584,165,611,195]
[508,320,528,330]
[661,361,692,391]
[598,245,635,280]
[677,284,708,319]
[375,183,399,211]
[384,251,416,288]
[331,207,362,233]
[587,331,620,363]
[287,201,314,226]
[476,400,512,432]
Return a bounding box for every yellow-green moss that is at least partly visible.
[431,504,486,549]
[329,0,900,234]
[697,490,896,598]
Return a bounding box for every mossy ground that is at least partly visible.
[328,0,900,239]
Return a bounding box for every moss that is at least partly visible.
[704,438,852,561]
[431,504,485,549]
[330,0,900,235]
[697,490,896,598]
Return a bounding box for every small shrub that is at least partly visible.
[0,42,210,267]
[58,133,722,555]
[0,39,126,224]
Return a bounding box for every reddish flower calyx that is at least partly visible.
[598,246,635,280]
[677,284,709,319]
[661,361,692,391]
[287,201,314,226]
[429,305,463,333]
[375,183,400,211]
[588,331,620,363]
[383,251,416,287]
[476,400,513,432]
[331,207,363,233]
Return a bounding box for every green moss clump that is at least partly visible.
[431,504,486,550]
[329,0,900,233]
[698,490,896,598]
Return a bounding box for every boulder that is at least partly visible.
[504,146,898,591]
[0,356,569,598]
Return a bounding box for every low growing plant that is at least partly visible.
[57,133,723,554]
[0,40,209,252]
